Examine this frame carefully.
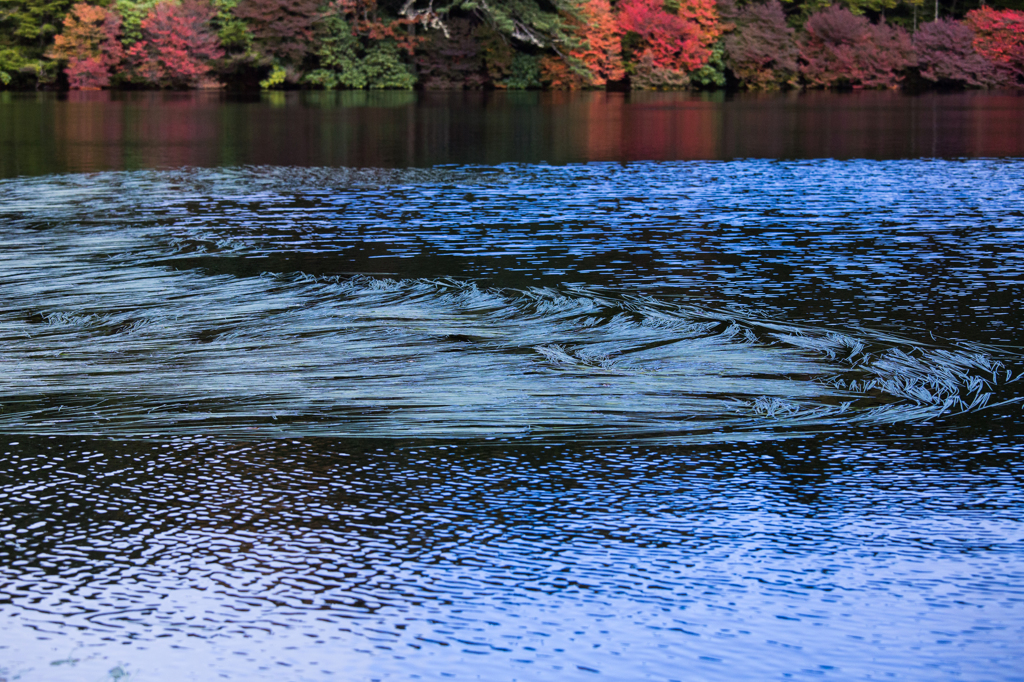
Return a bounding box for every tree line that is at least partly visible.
[1,0,1022,90]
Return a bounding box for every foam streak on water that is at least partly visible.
[0,207,1016,439]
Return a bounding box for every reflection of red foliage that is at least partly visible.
[124,1,223,88]
[914,18,1006,87]
[800,6,914,88]
[233,0,321,63]
[585,92,625,159]
[48,4,124,90]
[617,0,720,73]
[619,94,718,158]
[964,7,1024,83]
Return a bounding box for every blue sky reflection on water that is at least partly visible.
[1,94,1024,681]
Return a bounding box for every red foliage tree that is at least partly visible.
[963,7,1024,84]
[723,1,798,89]
[123,0,223,88]
[48,3,124,89]
[616,0,720,74]
[800,5,914,88]
[233,0,321,65]
[858,21,916,87]
[914,18,1007,87]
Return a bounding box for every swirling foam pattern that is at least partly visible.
[0,164,1019,440]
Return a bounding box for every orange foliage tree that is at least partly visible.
[47,3,123,89]
[963,7,1024,84]
[550,0,624,88]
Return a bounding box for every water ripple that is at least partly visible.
[1,163,1021,440]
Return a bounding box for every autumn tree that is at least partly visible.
[617,0,721,88]
[800,5,914,88]
[913,18,1007,87]
[964,7,1024,84]
[856,17,915,86]
[724,1,798,89]
[47,3,124,89]
[122,0,223,87]
[557,0,624,88]
[232,0,319,84]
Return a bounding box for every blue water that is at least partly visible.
[1,94,1024,681]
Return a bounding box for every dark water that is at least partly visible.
[1,92,1024,681]
[3,89,1024,175]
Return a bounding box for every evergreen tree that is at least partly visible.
[0,0,73,86]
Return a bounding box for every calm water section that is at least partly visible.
[1,92,1023,681]
[2,89,1024,174]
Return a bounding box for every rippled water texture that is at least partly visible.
[0,164,1021,440]
[2,152,1024,681]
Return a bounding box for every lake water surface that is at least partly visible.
[1,91,1023,681]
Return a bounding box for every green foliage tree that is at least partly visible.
[470,21,543,87]
[0,47,32,87]
[210,0,250,50]
[445,0,577,51]
[207,0,260,86]
[778,0,926,29]
[304,12,416,88]
[690,39,727,87]
[0,0,73,86]
[503,51,542,87]
[115,0,158,45]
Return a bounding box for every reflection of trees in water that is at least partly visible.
[1,91,1022,176]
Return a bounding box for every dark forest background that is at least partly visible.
[2,0,1023,90]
